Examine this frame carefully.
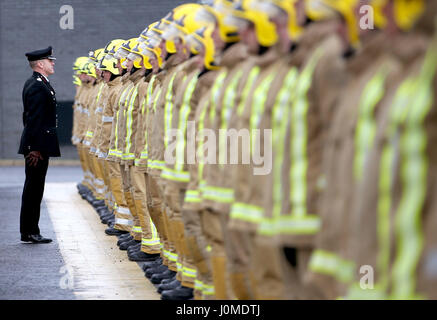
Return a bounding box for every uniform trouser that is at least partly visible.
[20,155,49,235]
[107,161,133,231]
[92,156,106,201]
[120,164,140,240]
[100,159,114,211]
[130,166,161,254]
[182,208,215,299]
[146,175,176,271]
[201,208,230,299]
[77,145,90,189]
[164,183,197,288]
[251,239,322,299]
[84,146,97,195]
[224,224,256,300]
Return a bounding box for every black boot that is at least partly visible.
[127,243,141,255]
[92,199,106,208]
[142,258,163,272]
[145,264,168,279]
[151,270,177,284]
[117,234,132,245]
[161,286,193,300]
[129,251,160,262]
[157,278,180,294]
[105,227,128,236]
[119,239,140,251]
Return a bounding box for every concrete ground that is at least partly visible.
[0,165,159,300]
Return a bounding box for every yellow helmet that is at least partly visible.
[114,38,138,69]
[88,48,104,64]
[73,56,89,72]
[82,62,97,78]
[103,39,125,59]
[138,21,160,43]
[73,74,82,86]
[141,42,163,69]
[321,0,360,47]
[186,25,220,70]
[98,56,120,75]
[393,0,425,31]
[224,0,278,47]
[127,43,153,69]
[195,1,240,42]
[305,0,337,21]
[251,0,304,40]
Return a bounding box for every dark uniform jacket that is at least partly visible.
[18,71,60,157]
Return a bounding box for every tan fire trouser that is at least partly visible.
[84,147,97,196]
[77,145,91,190]
[201,208,231,300]
[120,164,140,240]
[92,156,106,201]
[107,161,133,231]
[146,175,177,271]
[130,166,161,254]
[164,184,197,289]
[182,207,215,299]
[101,160,115,211]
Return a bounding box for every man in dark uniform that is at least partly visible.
[18,46,60,243]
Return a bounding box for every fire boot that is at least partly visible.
[151,270,177,284]
[145,264,168,279]
[161,285,194,300]
[129,251,160,262]
[157,278,180,294]
[105,227,128,236]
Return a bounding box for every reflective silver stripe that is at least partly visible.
[102,116,114,123]
[114,218,134,226]
[83,140,91,146]
[95,107,103,114]
[116,206,131,215]
[90,147,97,153]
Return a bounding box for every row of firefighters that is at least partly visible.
[72,0,437,300]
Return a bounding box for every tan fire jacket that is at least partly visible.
[95,75,123,159]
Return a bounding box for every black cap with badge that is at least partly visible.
[25,46,56,61]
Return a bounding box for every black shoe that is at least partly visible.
[105,227,128,236]
[85,193,96,203]
[161,286,193,300]
[142,258,162,272]
[129,251,160,262]
[161,276,177,285]
[157,278,180,293]
[92,199,105,208]
[21,234,52,244]
[117,234,133,246]
[151,270,177,284]
[107,220,115,228]
[101,213,114,224]
[127,242,141,253]
[145,264,168,278]
[97,207,110,216]
[119,239,140,251]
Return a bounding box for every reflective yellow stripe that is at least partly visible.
[132,225,142,233]
[194,279,203,291]
[237,66,260,116]
[167,251,178,262]
[391,43,436,300]
[124,84,140,159]
[209,71,228,123]
[114,87,131,153]
[309,249,355,284]
[96,82,105,102]
[183,266,197,278]
[164,73,178,149]
[161,167,190,182]
[184,189,201,203]
[197,99,209,183]
[249,71,276,156]
[148,160,166,170]
[219,70,244,165]
[175,73,200,172]
[202,283,215,295]
[230,202,263,224]
[202,186,234,203]
[86,131,93,138]
[146,75,157,108]
[354,69,387,181]
[271,68,299,227]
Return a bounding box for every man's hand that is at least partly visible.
[26,151,43,167]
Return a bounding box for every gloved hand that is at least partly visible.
[26,151,43,167]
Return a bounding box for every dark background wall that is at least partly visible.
[0,0,189,159]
